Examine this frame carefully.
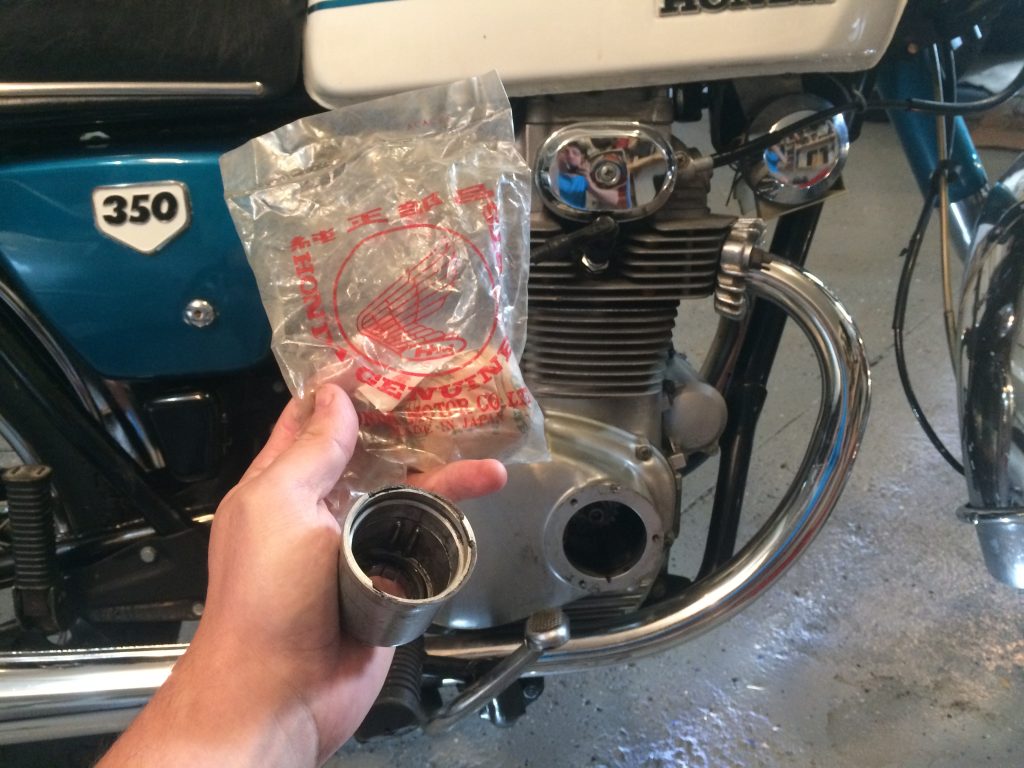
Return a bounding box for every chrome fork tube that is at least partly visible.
[955,157,1024,587]
[0,255,870,741]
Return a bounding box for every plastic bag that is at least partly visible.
[221,72,547,480]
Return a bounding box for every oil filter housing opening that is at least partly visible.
[562,501,648,579]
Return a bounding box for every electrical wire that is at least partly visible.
[931,43,959,371]
[711,61,1024,168]
[876,59,1024,115]
[711,102,856,168]
[941,44,958,158]
[892,169,965,475]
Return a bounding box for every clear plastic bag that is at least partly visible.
[221,72,547,480]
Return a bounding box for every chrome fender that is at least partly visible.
[956,155,1024,587]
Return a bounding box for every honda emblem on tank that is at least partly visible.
[91,181,191,254]
[659,0,834,14]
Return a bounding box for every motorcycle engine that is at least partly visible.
[436,89,734,630]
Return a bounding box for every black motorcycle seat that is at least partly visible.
[0,0,305,116]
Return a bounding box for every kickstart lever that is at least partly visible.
[424,608,570,734]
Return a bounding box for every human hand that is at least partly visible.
[99,384,507,767]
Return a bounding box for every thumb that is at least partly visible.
[259,384,359,501]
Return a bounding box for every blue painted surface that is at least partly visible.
[308,0,396,12]
[875,54,988,202]
[0,147,270,378]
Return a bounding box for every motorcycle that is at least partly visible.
[0,0,1021,750]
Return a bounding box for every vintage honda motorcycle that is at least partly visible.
[1,0,1022,747]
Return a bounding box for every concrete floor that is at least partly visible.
[1,123,1021,767]
[326,124,1024,767]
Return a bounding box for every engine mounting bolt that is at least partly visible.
[635,444,653,461]
[581,253,610,274]
[192,602,205,617]
[521,678,544,701]
[139,545,158,564]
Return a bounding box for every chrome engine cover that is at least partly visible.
[435,409,678,629]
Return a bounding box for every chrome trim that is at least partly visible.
[957,507,1024,588]
[0,255,869,742]
[715,218,767,320]
[0,82,265,99]
[182,299,216,329]
[101,380,165,471]
[0,414,40,465]
[957,155,1024,510]
[956,155,1024,587]
[0,280,99,420]
[0,646,179,739]
[534,121,678,222]
[743,94,849,208]
[949,193,986,265]
[53,513,214,560]
[699,314,746,393]
[0,277,160,469]
[424,609,569,734]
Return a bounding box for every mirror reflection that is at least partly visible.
[537,123,676,220]
[762,115,842,190]
[747,105,849,207]
[551,139,669,211]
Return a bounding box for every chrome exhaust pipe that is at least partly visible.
[0,646,179,743]
[956,156,1024,588]
[0,254,870,742]
[427,254,870,669]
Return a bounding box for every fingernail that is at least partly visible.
[315,386,335,410]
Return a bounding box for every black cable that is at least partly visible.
[711,102,857,168]
[711,61,1024,168]
[875,60,1024,116]
[942,44,958,158]
[892,169,965,475]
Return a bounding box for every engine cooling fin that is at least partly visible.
[524,211,734,399]
[563,591,647,629]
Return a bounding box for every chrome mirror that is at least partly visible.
[535,122,677,221]
[743,94,849,207]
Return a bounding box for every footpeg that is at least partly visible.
[2,465,68,634]
[356,639,429,740]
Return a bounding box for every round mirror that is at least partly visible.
[535,122,677,221]
[744,95,849,207]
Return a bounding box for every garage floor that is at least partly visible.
[326,123,1024,767]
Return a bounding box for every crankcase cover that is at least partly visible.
[434,410,678,629]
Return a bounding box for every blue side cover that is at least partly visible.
[0,147,270,379]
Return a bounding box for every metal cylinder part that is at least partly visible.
[339,486,477,647]
[956,155,1024,587]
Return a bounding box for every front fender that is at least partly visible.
[956,154,1024,586]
